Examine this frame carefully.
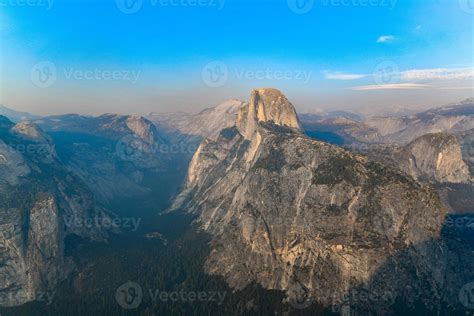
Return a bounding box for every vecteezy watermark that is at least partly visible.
[330,289,395,312]
[201,61,313,88]
[444,215,474,231]
[115,0,225,14]
[115,282,227,309]
[201,61,229,88]
[285,287,394,311]
[0,0,54,10]
[0,290,56,306]
[115,0,143,14]
[0,142,56,160]
[116,282,143,309]
[287,0,315,14]
[116,135,199,162]
[373,61,400,85]
[288,0,397,13]
[459,282,474,309]
[286,283,314,309]
[30,61,57,88]
[116,135,145,162]
[459,0,474,14]
[30,61,141,88]
[63,215,142,232]
[321,0,396,9]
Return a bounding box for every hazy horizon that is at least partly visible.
[1,89,474,118]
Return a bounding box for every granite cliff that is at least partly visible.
[171,89,472,313]
[0,116,110,307]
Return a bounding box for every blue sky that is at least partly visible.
[0,0,473,115]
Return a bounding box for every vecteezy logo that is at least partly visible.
[373,61,400,85]
[201,61,228,88]
[115,281,143,309]
[459,282,474,309]
[459,0,474,14]
[287,0,314,14]
[116,0,143,14]
[287,283,314,310]
[30,61,57,88]
[116,135,144,161]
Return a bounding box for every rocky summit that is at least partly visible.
[172,89,472,313]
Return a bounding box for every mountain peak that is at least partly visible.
[236,88,303,138]
[11,121,51,143]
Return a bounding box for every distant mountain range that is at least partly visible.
[0,105,40,123]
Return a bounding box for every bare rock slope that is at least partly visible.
[172,89,472,313]
[0,116,109,307]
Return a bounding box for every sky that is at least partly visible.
[0,0,473,116]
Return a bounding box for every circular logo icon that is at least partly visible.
[116,0,143,14]
[201,61,229,88]
[115,281,143,309]
[287,283,314,310]
[31,61,57,88]
[116,135,145,161]
[459,282,474,309]
[287,0,314,14]
[373,61,400,85]
[459,0,474,14]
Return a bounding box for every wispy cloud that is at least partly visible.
[351,83,431,91]
[376,35,395,43]
[323,71,367,80]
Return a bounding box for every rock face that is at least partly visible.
[363,133,471,184]
[171,89,471,313]
[458,128,474,172]
[236,88,303,138]
[147,99,246,144]
[0,116,109,307]
[398,133,470,183]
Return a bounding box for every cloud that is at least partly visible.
[401,67,474,81]
[376,35,395,43]
[351,83,431,91]
[323,71,367,80]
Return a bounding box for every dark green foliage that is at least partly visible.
[313,155,359,186]
[254,148,287,172]
[0,213,330,316]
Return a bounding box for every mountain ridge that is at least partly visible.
[170,89,468,313]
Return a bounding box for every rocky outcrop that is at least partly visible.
[236,88,303,138]
[171,89,470,313]
[398,133,470,183]
[360,133,471,184]
[0,116,109,307]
